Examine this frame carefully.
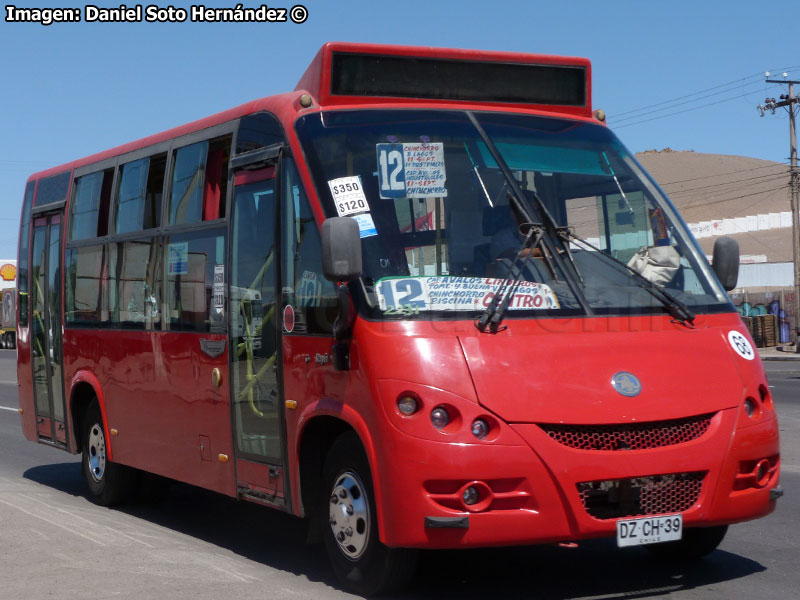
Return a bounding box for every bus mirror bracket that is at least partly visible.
[712,236,739,291]
[322,217,362,370]
[332,284,356,371]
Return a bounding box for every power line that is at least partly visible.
[614,65,800,118]
[614,94,752,129]
[687,184,788,210]
[612,79,768,125]
[669,172,788,198]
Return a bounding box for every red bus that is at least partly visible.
[17,43,781,595]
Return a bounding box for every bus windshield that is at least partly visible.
[296,110,731,319]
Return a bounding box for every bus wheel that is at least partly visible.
[645,525,728,560]
[82,402,136,506]
[322,432,417,596]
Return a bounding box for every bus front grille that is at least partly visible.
[576,472,706,520]
[540,413,714,451]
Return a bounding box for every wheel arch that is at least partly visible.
[69,371,112,460]
[296,407,385,542]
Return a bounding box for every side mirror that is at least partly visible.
[712,236,739,291]
[322,217,362,282]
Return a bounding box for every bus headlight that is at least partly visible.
[430,406,449,430]
[471,419,490,440]
[397,395,419,416]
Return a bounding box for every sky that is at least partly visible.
[1,0,798,259]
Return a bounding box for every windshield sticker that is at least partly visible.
[328,175,369,216]
[376,276,559,312]
[377,142,447,199]
[352,213,378,238]
[728,330,755,361]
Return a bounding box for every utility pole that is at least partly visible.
[758,75,800,350]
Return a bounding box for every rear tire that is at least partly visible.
[645,525,728,560]
[81,402,137,506]
[322,432,417,596]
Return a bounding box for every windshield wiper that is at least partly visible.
[477,224,543,333]
[562,230,695,326]
[466,112,593,330]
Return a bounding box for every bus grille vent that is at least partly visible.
[540,413,714,451]
[577,472,706,520]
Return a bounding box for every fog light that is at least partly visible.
[462,486,479,505]
[744,398,757,417]
[471,419,490,440]
[397,396,418,416]
[430,406,449,429]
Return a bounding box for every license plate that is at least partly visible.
[616,514,682,547]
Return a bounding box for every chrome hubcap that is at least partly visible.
[329,471,370,560]
[87,424,106,482]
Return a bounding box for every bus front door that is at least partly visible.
[30,212,67,447]
[229,167,287,506]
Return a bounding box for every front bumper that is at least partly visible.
[375,409,780,548]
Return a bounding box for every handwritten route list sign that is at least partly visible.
[403,143,447,198]
[377,142,447,199]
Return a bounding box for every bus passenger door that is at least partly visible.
[30,212,67,447]
[229,167,286,506]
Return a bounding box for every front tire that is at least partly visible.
[81,402,136,506]
[645,525,728,560]
[322,432,417,596]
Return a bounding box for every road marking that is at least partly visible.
[0,405,18,412]
[0,497,108,546]
[0,381,18,384]
[22,493,156,549]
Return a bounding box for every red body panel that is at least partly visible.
[63,329,235,496]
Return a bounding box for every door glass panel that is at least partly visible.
[31,223,49,419]
[230,176,280,460]
[47,217,64,422]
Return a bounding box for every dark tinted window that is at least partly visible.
[115,153,166,233]
[236,112,284,154]
[168,136,231,226]
[169,141,208,225]
[71,169,113,240]
[115,158,148,233]
[17,181,35,326]
[35,171,71,206]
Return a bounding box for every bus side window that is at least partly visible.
[164,228,226,332]
[70,169,114,240]
[115,153,166,233]
[281,158,337,335]
[168,135,230,226]
[18,180,35,327]
[65,245,105,326]
[104,239,162,330]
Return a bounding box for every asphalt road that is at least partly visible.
[0,349,798,599]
